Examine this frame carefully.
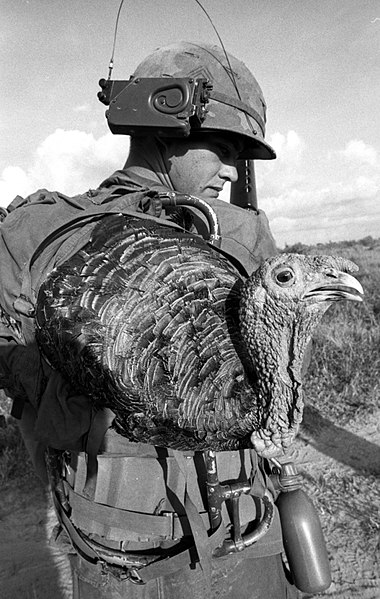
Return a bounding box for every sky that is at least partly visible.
[1,0,379,247]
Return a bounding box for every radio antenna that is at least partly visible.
[193,0,242,100]
[108,0,241,100]
[108,0,126,79]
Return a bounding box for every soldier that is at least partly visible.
[0,42,300,598]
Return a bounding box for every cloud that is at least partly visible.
[340,139,378,166]
[263,174,379,219]
[271,193,380,247]
[257,133,380,246]
[73,104,92,113]
[264,175,380,246]
[270,130,306,163]
[256,130,306,196]
[0,166,32,205]
[0,129,130,208]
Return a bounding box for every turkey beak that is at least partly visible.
[305,270,364,302]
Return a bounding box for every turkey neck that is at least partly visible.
[238,285,317,454]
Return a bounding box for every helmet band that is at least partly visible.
[209,91,266,135]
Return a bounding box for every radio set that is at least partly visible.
[98,76,213,137]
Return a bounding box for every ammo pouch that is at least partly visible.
[47,412,284,586]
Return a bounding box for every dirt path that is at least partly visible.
[0,410,379,599]
[0,476,72,599]
[291,406,380,599]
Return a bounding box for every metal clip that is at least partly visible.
[204,449,275,557]
[127,568,145,585]
[270,458,303,492]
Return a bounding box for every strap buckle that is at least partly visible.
[162,511,178,540]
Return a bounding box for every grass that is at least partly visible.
[304,302,380,425]
[284,236,380,597]
[289,239,380,425]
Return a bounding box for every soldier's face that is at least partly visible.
[162,134,243,200]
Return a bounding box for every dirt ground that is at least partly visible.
[0,410,379,599]
[290,406,380,599]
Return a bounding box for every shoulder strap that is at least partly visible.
[15,208,186,344]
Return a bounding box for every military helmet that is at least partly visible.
[132,42,275,160]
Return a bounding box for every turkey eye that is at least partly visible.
[274,268,295,286]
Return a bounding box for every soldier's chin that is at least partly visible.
[250,428,296,458]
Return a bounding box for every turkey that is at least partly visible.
[35,214,363,457]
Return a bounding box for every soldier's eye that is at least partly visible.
[217,144,231,158]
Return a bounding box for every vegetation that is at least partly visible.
[283,237,380,598]
[300,238,380,425]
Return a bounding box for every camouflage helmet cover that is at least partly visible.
[132,42,275,160]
